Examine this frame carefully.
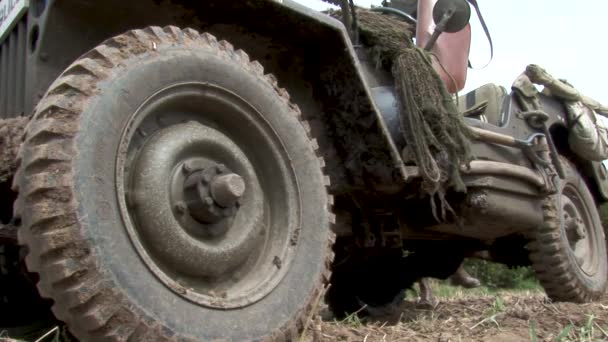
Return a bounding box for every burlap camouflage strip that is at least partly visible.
[330,8,473,219]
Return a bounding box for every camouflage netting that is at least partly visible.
[330,8,474,218]
[355,9,415,67]
[328,8,414,67]
[392,49,473,197]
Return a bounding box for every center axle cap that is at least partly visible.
[211,173,246,207]
[182,164,246,224]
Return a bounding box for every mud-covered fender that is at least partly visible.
[23,0,407,194]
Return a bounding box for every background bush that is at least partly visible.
[463,259,538,290]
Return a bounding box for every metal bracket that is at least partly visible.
[514,133,550,168]
[520,110,565,179]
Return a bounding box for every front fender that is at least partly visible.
[24,0,406,193]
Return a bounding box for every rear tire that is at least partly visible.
[15,27,334,341]
[528,158,607,302]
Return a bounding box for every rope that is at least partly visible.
[330,8,474,220]
[393,48,474,219]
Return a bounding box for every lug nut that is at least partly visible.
[223,207,238,217]
[175,201,187,214]
[182,161,194,174]
[201,172,213,185]
[204,197,215,206]
[210,173,246,208]
[216,164,228,174]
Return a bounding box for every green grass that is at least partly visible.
[464,259,540,290]
[410,279,541,301]
[548,314,608,342]
[554,323,574,342]
[337,306,366,328]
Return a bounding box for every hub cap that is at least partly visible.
[115,82,299,308]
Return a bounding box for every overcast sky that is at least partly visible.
[294,0,608,105]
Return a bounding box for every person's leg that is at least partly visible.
[449,263,481,288]
[417,278,438,308]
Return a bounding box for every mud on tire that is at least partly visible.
[14,26,335,341]
[528,157,607,302]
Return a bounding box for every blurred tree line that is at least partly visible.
[463,259,538,290]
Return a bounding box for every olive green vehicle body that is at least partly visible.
[3,0,606,235]
[1,0,607,338]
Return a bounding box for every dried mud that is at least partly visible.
[0,116,29,184]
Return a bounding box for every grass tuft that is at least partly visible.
[529,320,538,342]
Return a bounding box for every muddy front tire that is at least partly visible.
[14,27,334,341]
[529,158,607,302]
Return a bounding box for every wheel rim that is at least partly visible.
[561,183,599,276]
[115,82,299,309]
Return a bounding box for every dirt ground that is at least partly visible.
[2,288,608,341]
[305,290,608,342]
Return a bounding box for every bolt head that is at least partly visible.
[202,173,213,184]
[175,202,187,214]
[216,164,227,174]
[209,206,220,215]
[210,173,246,208]
[222,207,238,217]
[182,162,194,174]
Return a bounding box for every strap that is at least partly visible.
[467,0,493,69]
[349,0,360,45]
[462,100,489,117]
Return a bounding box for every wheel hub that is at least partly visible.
[116,82,300,310]
[565,214,587,243]
[122,120,287,308]
[561,188,596,274]
[181,163,245,225]
[128,122,264,279]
